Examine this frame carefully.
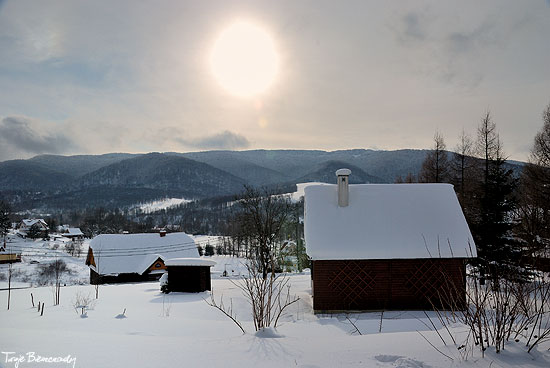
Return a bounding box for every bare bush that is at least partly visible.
[206,260,299,333]
[65,241,82,257]
[37,259,71,305]
[73,291,96,315]
[237,261,299,331]
[205,293,245,334]
[424,269,550,360]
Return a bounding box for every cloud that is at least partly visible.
[391,9,498,89]
[399,11,428,42]
[0,116,77,159]
[446,22,495,55]
[178,130,250,150]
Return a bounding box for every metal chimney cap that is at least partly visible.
[335,168,351,176]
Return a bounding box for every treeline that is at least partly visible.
[408,103,550,280]
[33,187,302,241]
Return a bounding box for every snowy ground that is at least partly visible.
[1,235,549,368]
[1,271,549,368]
[0,236,90,288]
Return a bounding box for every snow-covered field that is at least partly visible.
[0,236,90,288]
[1,236,549,367]
[2,272,549,367]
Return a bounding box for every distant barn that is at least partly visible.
[86,232,198,284]
[304,169,477,312]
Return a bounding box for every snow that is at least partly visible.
[335,168,352,176]
[165,258,216,267]
[89,232,198,276]
[305,183,477,260]
[1,273,548,367]
[290,182,330,202]
[136,198,192,213]
[207,254,249,277]
[0,236,90,287]
[20,219,48,228]
[65,228,83,236]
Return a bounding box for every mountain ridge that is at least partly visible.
[0,149,525,211]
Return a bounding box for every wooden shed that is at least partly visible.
[304,170,477,312]
[86,232,198,284]
[163,258,216,293]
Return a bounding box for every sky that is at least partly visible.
[0,0,549,162]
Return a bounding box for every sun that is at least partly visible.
[210,21,279,98]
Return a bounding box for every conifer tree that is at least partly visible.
[517,103,550,259]
[472,112,522,280]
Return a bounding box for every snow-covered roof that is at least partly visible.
[305,183,476,260]
[21,219,48,228]
[65,228,83,236]
[89,232,198,276]
[165,258,217,267]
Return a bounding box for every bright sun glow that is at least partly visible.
[210,21,279,98]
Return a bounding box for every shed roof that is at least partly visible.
[89,232,198,276]
[304,183,476,260]
[66,228,83,236]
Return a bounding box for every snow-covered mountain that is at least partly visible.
[0,149,524,211]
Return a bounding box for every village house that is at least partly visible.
[86,231,198,284]
[304,169,477,312]
[59,226,84,240]
[17,219,49,238]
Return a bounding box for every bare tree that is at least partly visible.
[1,201,12,310]
[53,258,67,305]
[236,186,292,279]
[38,258,69,305]
[237,261,299,331]
[208,186,298,331]
[419,131,450,183]
[395,173,417,183]
[207,260,299,332]
[7,246,13,310]
[476,111,499,187]
[451,129,475,197]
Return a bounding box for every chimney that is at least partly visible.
[335,168,351,207]
[159,230,167,237]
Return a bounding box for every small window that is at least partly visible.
[155,262,162,268]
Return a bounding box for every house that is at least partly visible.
[162,258,216,293]
[18,219,49,237]
[62,227,84,240]
[86,232,198,284]
[304,169,477,312]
